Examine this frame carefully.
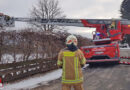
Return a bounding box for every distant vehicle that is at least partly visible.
[0,13,14,27]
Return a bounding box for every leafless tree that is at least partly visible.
[19,29,34,61]
[0,29,92,64]
[30,0,65,31]
[9,31,18,63]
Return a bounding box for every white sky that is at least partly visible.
[0,0,123,38]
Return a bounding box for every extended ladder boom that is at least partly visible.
[13,18,130,27]
[1,13,130,35]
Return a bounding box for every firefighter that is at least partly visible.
[107,20,116,37]
[57,35,86,90]
[95,32,101,39]
[108,20,116,29]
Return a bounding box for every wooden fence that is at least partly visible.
[0,58,57,83]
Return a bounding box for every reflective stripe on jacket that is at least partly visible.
[57,49,86,84]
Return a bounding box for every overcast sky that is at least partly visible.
[0,0,123,38]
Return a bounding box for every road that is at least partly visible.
[32,63,130,90]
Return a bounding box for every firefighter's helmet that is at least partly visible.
[66,35,78,46]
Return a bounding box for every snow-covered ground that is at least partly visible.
[0,69,62,90]
[0,64,89,90]
[1,54,43,64]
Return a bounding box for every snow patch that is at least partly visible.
[1,69,62,90]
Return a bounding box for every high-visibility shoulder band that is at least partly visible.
[63,52,75,56]
[57,60,63,66]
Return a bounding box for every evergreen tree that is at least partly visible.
[120,0,130,46]
[121,0,130,19]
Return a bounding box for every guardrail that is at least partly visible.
[0,58,57,83]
